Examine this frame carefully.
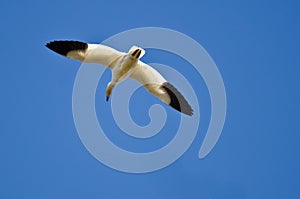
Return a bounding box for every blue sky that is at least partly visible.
[1,0,299,198]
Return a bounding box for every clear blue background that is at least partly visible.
[1,0,299,198]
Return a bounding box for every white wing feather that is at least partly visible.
[129,61,170,104]
[74,44,125,68]
[129,61,166,85]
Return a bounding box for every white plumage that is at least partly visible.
[46,40,193,115]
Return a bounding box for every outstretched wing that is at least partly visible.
[129,61,193,116]
[46,40,124,68]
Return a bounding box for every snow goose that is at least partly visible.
[46,40,193,116]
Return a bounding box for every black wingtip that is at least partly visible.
[161,82,193,116]
[45,40,88,56]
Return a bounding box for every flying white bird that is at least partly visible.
[46,41,193,115]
